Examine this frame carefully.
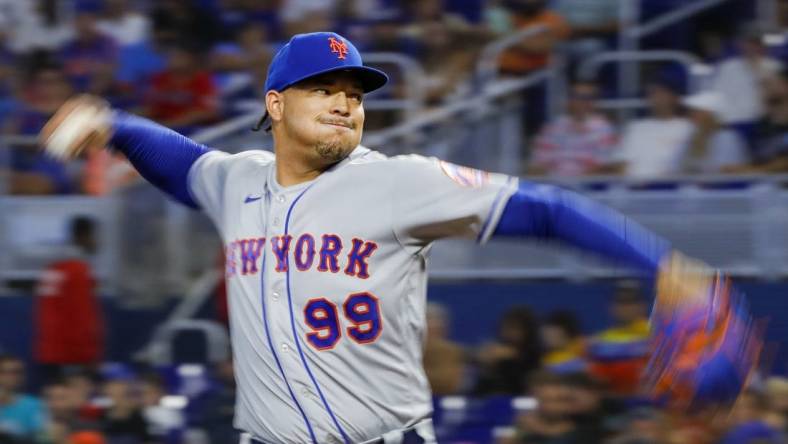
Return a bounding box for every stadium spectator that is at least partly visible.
[718,389,785,444]
[563,372,616,442]
[43,378,100,442]
[0,354,47,442]
[496,0,570,75]
[551,0,619,61]
[68,430,107,444]
[4,0,73,54]
[140,372,183,443]
[209,21,273,102]
[743,67,788,172]
[711,24,783,131]
[608,407,665,444]
[5,59,72,136]
[64,369,103,423]
[616,77,693,178]
[423,303,466,395]
[473,306,542,396]
[34,216,104,381]
[540,310,586,374]
[98,366,153,444]
[59,3,118,95]
[586,280,650,396]
[151,0,219,52]
[145,43,219,133]
[96,0,151,47]
[216,0,282,42]
[513,371,584,443]
[528,80,618,176]
[4,61,74,195]
[681,91,749,173]
[201,358,240,444]
[764,377,788,433]
[0,33,17,121]
[398,0,486,105]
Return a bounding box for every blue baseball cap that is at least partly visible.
[264,32,388,94]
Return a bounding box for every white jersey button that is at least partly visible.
[273,217,281,226]
[271,292,280,301]
[280,343,289,352]
[276,195,285,203]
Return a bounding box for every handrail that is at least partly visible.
[190,111,263,145]
[625,0,732,39]
[0,135,38,147]
[135,269,222,363]
[578,50,709,93]
[617,0,733,112]
[475,25,548,83]
[362,52,426,112]
[364,68,556,147]
[530,173,788,187]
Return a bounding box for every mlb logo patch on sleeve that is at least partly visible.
[438,160,490,188]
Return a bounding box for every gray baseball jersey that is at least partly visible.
[188,145,518,443]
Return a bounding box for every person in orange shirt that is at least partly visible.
[498,0,571,75]
[34,216,104,383]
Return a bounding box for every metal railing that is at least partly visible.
[623,0,733,40]
[363,67,557,174]
[578,49,712,95]
[430,175,788,281]
[475,25,549,83]
[616,0,735,110]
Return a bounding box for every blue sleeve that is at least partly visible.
[493,181,671,274]
[110,112,211,208]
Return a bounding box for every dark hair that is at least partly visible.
[499,306,543,362]
[252,110,271,132]
[544,310,582,339]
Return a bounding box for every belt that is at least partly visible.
[250,428,424,444]
[248,421,431,444]
[367,425,425,444]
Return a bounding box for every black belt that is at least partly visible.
[368,426,425,444]
[251,427,425,444]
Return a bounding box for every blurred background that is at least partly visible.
[0,0,787,443]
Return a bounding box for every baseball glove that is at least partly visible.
[644,253,763,410]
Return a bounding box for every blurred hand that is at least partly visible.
[655,251,714,312]
[39,95,112,161]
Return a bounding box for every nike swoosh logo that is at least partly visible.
[244,195,262,204]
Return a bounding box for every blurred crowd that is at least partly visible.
[0,280,786,443]
[423,281,788,444]
[0,0,786,197]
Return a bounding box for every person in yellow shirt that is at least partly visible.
[541,310,587,374]
[587,280,651,395]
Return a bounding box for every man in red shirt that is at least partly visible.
[34,217,104,382]
[145,42,219,133]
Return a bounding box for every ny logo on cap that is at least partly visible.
[328,37,348,60]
